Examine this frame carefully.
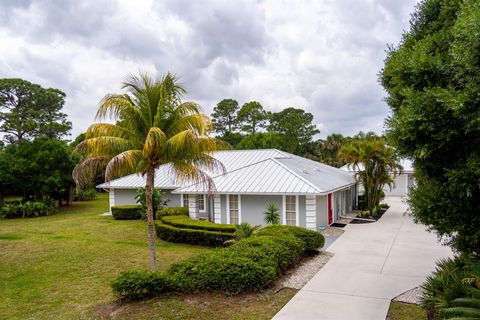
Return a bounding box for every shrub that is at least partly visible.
[111,205,142,220]
[111,270,174,300]
[264,203,280,225]
[228,235,304,272]
[234,222,260,240]
[256,225,324,251]
[73,188,98,201]
[135,188,169,219]
[169,250,277,294]
[161,215,235,233]
[155,221,234,246]
[157,206,189,218]
[0,199,56,219]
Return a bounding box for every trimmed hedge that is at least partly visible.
[111,270,174,300]
[155,221,234,246]
[157,206,189,217]
[112,225,325,300]
[111,205,142,220]
[161,215,236,233]
[256,225,325,251]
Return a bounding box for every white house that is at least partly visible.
[97,149,357,231]
[340,159,414,197]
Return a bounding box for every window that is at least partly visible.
[285,195,296,226]
[182,194,189,208]
[229,195,239,224]
[196,194,205,212]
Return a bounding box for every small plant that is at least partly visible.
[358,210,371,218]
[379,202,390,210]
[264,203,280,225]
[135,188,169,219]
[234,222,260,240]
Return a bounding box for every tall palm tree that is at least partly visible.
[73,72,226,270]
[339,135,401,210]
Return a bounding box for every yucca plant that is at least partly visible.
[264,203,280,225]
[73,72,226,270]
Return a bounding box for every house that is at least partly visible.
[340,159,414,197]
[97,149,357,231]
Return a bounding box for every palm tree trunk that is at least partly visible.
[145,166,156,270]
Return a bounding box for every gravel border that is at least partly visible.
[276,251,334,290]
[393,286,424,304]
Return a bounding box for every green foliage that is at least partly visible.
[339,134,401,211]
[234,222,260,240]
[268,107,320,154]
[264,203,280,225]
[421,255,480,318]
[380,0,480,254]
[236,101,267,134]
[135,188,169,219]
[73,188,98,201]
[0,138,76,202]
[114,222,321,299]
[236,132,286,150]
[155,220,234,247]
[211,99,239,135]
[161,215,235,233]
[111,270,174,300]
[169,250,277,294]
[256,225,325,251]
[0,199,56,219]
[111,205,142,220]
[0,78,71,143]
[157,206,189,217]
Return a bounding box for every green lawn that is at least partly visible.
[0,194,295,320]
[387,301,426,320]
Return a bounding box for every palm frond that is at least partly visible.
[75,136,135,158]
[72,156,110,188]
[105,150,143,181]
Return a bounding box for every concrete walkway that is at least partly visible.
[273,197,453,320]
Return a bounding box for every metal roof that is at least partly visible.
[340,158,414,174]
[98,149,355,194]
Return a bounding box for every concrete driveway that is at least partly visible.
[273,197,453,320]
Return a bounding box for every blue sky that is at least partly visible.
[0,0,418,139]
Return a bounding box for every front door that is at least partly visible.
[328,193,333,225]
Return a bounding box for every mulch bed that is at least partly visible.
[351,208,389,224]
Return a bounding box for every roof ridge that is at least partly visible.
[270,157,323,193]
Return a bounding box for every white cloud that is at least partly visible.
[0,0,418,139]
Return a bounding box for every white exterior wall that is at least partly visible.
[384,173,413,197]
[305,195,316,230]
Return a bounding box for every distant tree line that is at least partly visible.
[0,78,78,203]
[211,98,380,168]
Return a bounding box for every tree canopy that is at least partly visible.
[380,0,480,254]
[0,78,71,143]
[236,101,267,134]
[74,72,225,269]
[211,99,239,136]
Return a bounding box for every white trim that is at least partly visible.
[213,194,221,224]
[188,194,197,219]
[282,195,286,225]
[295,195,299,227]
[226,194,230,224]
[109,189,115,211]
[305,195,316,230]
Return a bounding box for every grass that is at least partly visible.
[387,301,426,320]
[0,194,295,319]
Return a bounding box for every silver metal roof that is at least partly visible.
[98,149,355,194]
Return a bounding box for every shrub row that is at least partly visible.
[155,220,234,246]
[156,206,189,217]
[0,199,56,219]
[111,205,142,220]
[161,215,236,233]
[112,225,325,300]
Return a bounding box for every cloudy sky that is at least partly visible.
[0,0,417,139]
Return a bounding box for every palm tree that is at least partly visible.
[339,135,401,210]
[73,72,226,270]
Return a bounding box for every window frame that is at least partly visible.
[226,194,241,224]
[283,195,299,226]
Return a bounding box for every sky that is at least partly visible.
[0,0,418,140]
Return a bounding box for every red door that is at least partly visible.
[328,193,333,225]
